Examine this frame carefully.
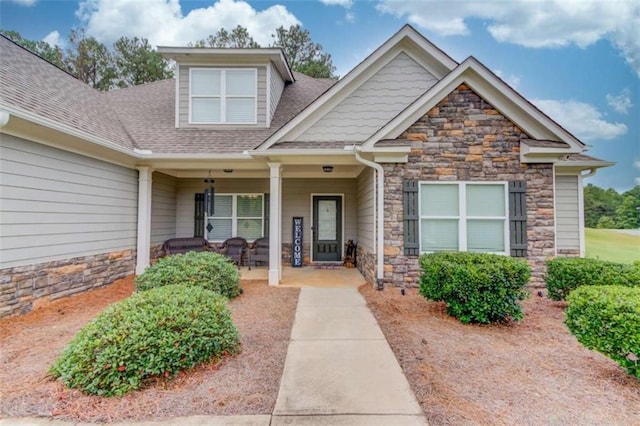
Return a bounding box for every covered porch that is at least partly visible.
[133,145,403,286]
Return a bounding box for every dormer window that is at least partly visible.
[189,68,257,124]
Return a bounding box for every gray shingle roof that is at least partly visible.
[0,35,336,155]
[104,72,336,154]
[0,36,134,151]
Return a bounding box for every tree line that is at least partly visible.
[1,25,336,92]
[584,184,639,229]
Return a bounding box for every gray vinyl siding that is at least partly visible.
[356,168,375,251]
[269,62,285,125]
[295,52,438,142]
[178,65,267,128]
[175,178,270,238]
[0,134,138,269]
[281,179,358,246]
[151,172,177,245]
[555,175,581,250]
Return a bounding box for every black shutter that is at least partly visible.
[508,181,527,257]
[403,180,419,256]
[194,193,204,238]
[263,193,270,237]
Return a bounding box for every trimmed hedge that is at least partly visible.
[546,257,640,301]
[565,285,640,379]
[135,251,241,299]
[419,252,531,324]
[50,285,240,396]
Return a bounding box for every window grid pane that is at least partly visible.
[421,219,458,251]
[211,195,232,217]
[191,70,220,96]
[207,218,232,240]
[466,184,505,217]
[192,98,221,123]
[467,219,505,252]
[237,195,263,217]
[226,70,255,96]
[237,219,262,240]
[421,184,459,216]
[226,98,255,123]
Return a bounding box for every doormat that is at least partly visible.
[312,264,344,270]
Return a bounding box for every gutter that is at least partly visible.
[348,145,385,290]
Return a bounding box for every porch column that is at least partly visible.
[268,162,282,286]
[135,166,153,275]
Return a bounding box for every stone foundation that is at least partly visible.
[381,84,555,288]
[150,244,164,262]
[557,249,581,257]
[0,249,135,318]
[356,245,377,286]
[282,242,311,266]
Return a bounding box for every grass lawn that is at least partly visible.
[585,228,640,264]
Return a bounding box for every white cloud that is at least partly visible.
[532,99,628,141]
[494,69,521,89]
[76,0,300,47]
[320,0,353,6]
[42,30,64,48]
[606,89,633,114]
[3,0,37,5]
[345,11,355,23]
[376,0,640,76]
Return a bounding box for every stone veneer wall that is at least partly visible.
[357,245,377,286]
[0,249,135,318]
[383,84,555,287]
[557,249,581,257]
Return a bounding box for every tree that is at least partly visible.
[596,216,616,229]
[583,184,623,228]
[271,25,336,78]
[1,29,64,68]
[194,25,259,48]
[113,36,173,88]
[64,29,117,91]
[615,186,640,229]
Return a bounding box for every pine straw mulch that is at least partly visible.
[360,285,640,425]
[0,276,299,423]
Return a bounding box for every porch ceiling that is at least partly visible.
[155,164,366,179]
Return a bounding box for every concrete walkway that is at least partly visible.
[271,287,426,425]
[2,287,426,426]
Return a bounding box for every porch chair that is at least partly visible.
[248,237,269,270]
[217,237,248,267]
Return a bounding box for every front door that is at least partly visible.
[312,195,342,262]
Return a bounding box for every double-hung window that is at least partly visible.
[206,194,264,241]
[190,68,256,124]
[419,182,508,254]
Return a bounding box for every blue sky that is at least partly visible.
[2,0,638,192]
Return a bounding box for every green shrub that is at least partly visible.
[135,251,241,299]
[565,285,640,379]
[419,252,531,324]
[50,285,240,396]
[546,257,640,301]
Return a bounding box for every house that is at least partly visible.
[0,25,612,317]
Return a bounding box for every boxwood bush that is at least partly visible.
[419,252,531,324]
[135,251,241,299]
[546,257,640,301]
[565,285,639,379]
[50,285,240,396]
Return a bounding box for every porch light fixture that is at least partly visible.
[223,169,234,173]
[322,165,334,173]
[204,170,215,216]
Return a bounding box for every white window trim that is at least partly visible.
[205,193,264,241]
[418,181,509,255]
[189,68,258,125]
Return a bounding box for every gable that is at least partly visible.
[363,57,585,152]
[293,52,438,142]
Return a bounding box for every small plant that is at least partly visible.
[419,252,531,324]
[50,285,240,396]
[135,251,241,299]
[546,257,640,301]
[565,285,639,379]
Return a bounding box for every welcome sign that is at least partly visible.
[292,217,303,267]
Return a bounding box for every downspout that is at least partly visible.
[351,147,385,290]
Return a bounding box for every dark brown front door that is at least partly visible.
[312,196,342,262]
